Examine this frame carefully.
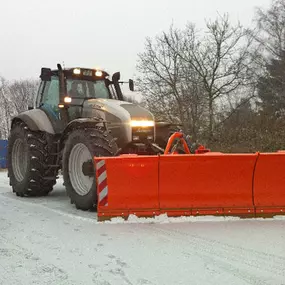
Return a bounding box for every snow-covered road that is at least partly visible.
[0,171,285,285]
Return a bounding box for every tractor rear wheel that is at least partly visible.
[7,121,58,196]
[62,128,118,211]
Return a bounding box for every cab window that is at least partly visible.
[41,76,60,119]
[93,81,110,99]
[66,79,110,99]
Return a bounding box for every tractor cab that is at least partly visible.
[35,64,135,133]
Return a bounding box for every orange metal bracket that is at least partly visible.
[164,132,191,154]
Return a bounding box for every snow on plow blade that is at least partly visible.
[94,151,285,221]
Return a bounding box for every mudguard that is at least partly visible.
[12,109,55,134]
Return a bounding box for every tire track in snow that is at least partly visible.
[189,233,285,276]
[0,192,98,223]
[140,225,285,285]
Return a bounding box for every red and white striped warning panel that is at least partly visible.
[96,159,108,207]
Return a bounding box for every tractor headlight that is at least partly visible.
[131,120,155,142]
[73,68,81,75]
[64,96,72,103]
[130,120,155,127]
[95,70,103,77]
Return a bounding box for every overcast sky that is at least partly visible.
[0,0,271,83]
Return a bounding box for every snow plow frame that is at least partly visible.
[94,133,285,221]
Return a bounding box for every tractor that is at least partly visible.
[7,64,186,210]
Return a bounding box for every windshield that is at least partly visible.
[66,79,111,99]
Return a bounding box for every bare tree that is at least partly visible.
[0,77,13,138]
[137,25,206,141]
[8,79,38,114]
[253,0,285,60]
[0,77,39,139]
[164,14,254,141]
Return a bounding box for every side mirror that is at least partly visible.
[112,71,121,82]
[40,68,52,81]
[129,79,134,91]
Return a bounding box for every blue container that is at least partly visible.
[0,140,8,168]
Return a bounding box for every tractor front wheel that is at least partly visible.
[62,128,118,211]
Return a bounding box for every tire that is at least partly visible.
[62,127,118,211]
[7,121,58,197]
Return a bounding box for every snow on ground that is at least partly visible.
[0,170,285,285]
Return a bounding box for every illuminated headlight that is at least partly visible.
[95,70,103,77]
[64,96,72,103]
[73,68,81,75]
[130,120,155,127]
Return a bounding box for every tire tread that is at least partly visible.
[8,121,58,196]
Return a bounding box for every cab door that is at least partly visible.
[37,76,65,133]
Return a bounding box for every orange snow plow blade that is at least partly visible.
[95,155,160,220]
[94,133,285,221]
[158,153,257,217]
[254,152,285,216]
